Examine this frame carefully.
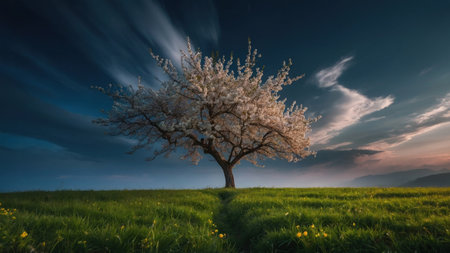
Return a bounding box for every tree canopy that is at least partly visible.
[94,39,318,187]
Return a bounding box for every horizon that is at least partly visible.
[1,0,450,191]
[2,168,449,193]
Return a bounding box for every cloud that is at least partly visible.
[301,149,382,169]
[419,66,433,76]
[262,149,382,173]
[16,0,219,88]
[0,78,132,160]
[0,132,64,151]
[363,116,386,123]
[310,57,394,145]
[56,0,187,87]
[177,0,220,46]
[363,93,450,150]
[414,93,450,124]
[316,57,353,88]
[324,142,353,150]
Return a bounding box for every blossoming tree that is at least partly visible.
[94,40,318,188]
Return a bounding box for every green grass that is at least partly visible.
[1,188,449,252]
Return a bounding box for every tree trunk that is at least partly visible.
[222,165,235,188]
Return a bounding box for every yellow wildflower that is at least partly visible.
[303,231,308,236]
[121,225,125,230]
[20,231,28,238]
[12,216,16,220]
[296,232,302,238]
[215,229,218,233]
[311,224,315,228]
[353,222,356,227]
[219,233,224,238]
[285,212,289,216]
[323,233,328,237]
[296,225,300,229]
[211,231,215,235]
[41,241,46,247]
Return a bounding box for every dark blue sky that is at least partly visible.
[1,0,450,191]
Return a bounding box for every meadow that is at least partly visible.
[0,188,449,252]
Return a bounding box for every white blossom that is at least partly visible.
[94,39,319,187]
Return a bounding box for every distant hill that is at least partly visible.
[402,172,450,187]
[345,168,449,187]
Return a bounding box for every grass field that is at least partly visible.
[1,188,449,252]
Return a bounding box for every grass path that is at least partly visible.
[213,190,242,252]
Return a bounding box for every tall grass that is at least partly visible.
[1,188,449,252]
[0,190,232,252]
[225,188,450,252]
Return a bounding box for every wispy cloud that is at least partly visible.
[414,93,450,124]
[18,0,219,88]
[310,57,394,145]
[179,0,220,46]
[316,57,353,88]
[324,142,353,150]
[56,0,187,87]
[363,93,450,150]
[363,116,386,123]
[419,66,433,76]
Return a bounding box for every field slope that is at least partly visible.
[1,188,449,252]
